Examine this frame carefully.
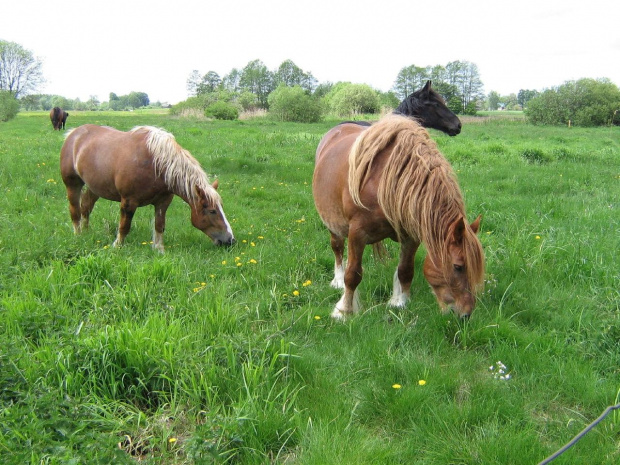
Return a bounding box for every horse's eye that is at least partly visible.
[454,264,464,272]
[208,209,217,215]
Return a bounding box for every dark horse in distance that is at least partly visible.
[340,80,461,136]
[50,107,69,130]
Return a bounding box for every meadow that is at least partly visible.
[0,111,618,464]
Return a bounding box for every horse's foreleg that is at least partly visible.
[329,233,345,289]
[113,198,137,248]
[80,188,99,231]
[332,234,365,319]
[388,240,419,307]
[152,196,173,253]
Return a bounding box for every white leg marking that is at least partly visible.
[152,229,165,253]
[331,289,361,319]
[330,261,345,289]
[388,269,409,307]
[112,233,123,248]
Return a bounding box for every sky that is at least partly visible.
[2,0,619,104]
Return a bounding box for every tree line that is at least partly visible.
[2,39,619,126]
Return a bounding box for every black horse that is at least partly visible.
[340,80,461,136]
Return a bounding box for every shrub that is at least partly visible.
[526,78,620,126]
[205,101,239,120]
[327,83,380,116]
[0,90,19,122]
[267,85,323,123]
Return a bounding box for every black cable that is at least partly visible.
[538,403,620,464]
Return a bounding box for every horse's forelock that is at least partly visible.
[139,126,220,205]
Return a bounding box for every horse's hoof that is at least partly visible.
[330,279,345,289]
[388,295,409,308]
[330,308,348,320]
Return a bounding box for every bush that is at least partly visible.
[327,83,380,116]
[205,101,239,120]
[267,85,323,123]
[526,78,620,126]
[0,91,19,122]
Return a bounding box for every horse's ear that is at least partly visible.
[195,185,207,202]
[212,179,219,190]
[423,80,432,92]
[470,215,482,234]
[450,216,466,245]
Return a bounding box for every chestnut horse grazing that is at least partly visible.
[60,125,235,252]
[50,107,69,130]
[313,115,484,319]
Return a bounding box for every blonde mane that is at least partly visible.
[348,114,484,291]
[130,126,220,205]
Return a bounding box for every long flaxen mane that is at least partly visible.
[348,114,484,291]
[131,126,220,204]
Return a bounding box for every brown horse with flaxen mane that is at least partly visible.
[313,114,484,319]
[60,124,235,252]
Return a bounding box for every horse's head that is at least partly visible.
[423,215,484,318]
[395,81,462,136]
[190,180,235,246]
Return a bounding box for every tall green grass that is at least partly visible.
[0,112,618,464]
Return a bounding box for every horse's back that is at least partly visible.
[313,124,368,238]
[315,123,366,164]
[61,125,158,202]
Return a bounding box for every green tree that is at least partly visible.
[186,70,202,97]
[0,40,44,98]
[328,83,380,116]
[274,59,317,92]
[526,78,620,126]
[239,59,274,108]
[268,85,322,123]
[445,60,484,112]
[0,89,19,121]
[487,91,500,110]
[393,65,428,100]
[517,89,539,109]
[222,68,241,93]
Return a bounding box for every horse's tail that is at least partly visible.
[371,241,389,261]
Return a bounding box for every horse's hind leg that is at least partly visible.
[330,232,345,289]
[152,195,173,253]
[63,181,84,234]
[113,198,138,248]
[79,188,99,231]
[388,239,419,307]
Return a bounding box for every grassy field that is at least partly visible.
[0,111,619,464]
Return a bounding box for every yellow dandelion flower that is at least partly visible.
[235,256,241,262]
[168,437,177,443]
[251,242,256,247]
[221,260,227,265]
[302,280,312,287]
[141,241,148,245]
[258,236,264,239]
[392,384,402,389]
[314,315,321,320]
[535,235,541,240]
[242,239,247,243]
[236,262,243,267]
[249,259,257,264]
[418,380,427,386]
[293,290,300,296]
